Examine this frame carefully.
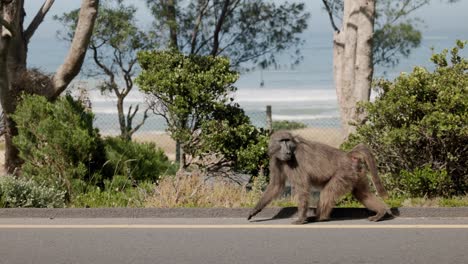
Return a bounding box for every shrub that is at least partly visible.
[400,166,453,198]
[0,175,66,208]
[197,104,269,176]
[342,41,468,196]
[137,50,239,167]
[12,94,107,196]
[71,178,154,208]
[272,120,307,131]
[103,137,177,182]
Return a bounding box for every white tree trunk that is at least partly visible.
[51,0,99,99]
[333,0,375,137]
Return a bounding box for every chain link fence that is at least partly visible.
[95,105,345,160]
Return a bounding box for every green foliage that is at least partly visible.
[12,94,107,196]
[146,0,310,68]
[137,50,238,159]
[272,120,307,131]
[400,166,453,197]
[71,177,154,208]
[342,41,468,196]
[0,175,66,208]
[373,23,421,67]
[137,50,269,174]
[103,137,177,182]
[198,104,269,175]
[439,196,468,207]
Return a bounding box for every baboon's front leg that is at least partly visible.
[292,189,309,224]
[248,183,284,220]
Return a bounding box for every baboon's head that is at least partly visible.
[268,131,297,161]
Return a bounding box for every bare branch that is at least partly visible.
[322,0,340,32]
[389,0,429,24]
[24,0,55,42]
[211,0,230,56]
[190,0,210,54]
[129,107,150,136]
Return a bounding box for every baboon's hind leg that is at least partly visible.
[352,178,391,222]
[316,177,350,221]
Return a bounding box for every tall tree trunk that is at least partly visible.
[1,0,27,174]
[0,0,99,174]
[116,96,129,141]
[166,0,178,49]
[333,0,375,137]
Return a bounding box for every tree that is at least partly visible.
[146,0,309,163]
[0,0,99,174]
[136,50,239,169]
[322,0,458,136]
[146,0,310,69]
[55,0,156,140]
[326,0,376,136]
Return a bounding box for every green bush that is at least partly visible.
[103,137,177,182]
[0,175,66,208]
[12,94,107,196]
[272,120,307,131]
[400,166,453,198]
[197,104,269,176]
[342,41,468,196]
[71,178,154,208]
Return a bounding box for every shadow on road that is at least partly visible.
[251,207,399,223]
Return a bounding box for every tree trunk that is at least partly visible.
[0,0,99,174]
[1,0,27,174]
[166,0,178,49]
[49,0,99,99]
[333,0,375,137]
[116,95,130,141]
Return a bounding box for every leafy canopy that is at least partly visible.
[136,50,239,145]
[147,0,310,69]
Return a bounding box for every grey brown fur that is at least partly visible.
[248,131,392,224]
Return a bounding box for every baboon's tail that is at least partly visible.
[349,144,388,198]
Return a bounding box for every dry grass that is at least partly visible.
[144,172,295,208]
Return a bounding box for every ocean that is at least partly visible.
[27,29,467,135]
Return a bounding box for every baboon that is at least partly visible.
[247,131,392,224]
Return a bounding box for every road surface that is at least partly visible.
[0,216,467,264]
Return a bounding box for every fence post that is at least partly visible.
[266,105,272,132]
[175,140,181,164]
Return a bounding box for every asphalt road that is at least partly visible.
[0,217,467,264]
